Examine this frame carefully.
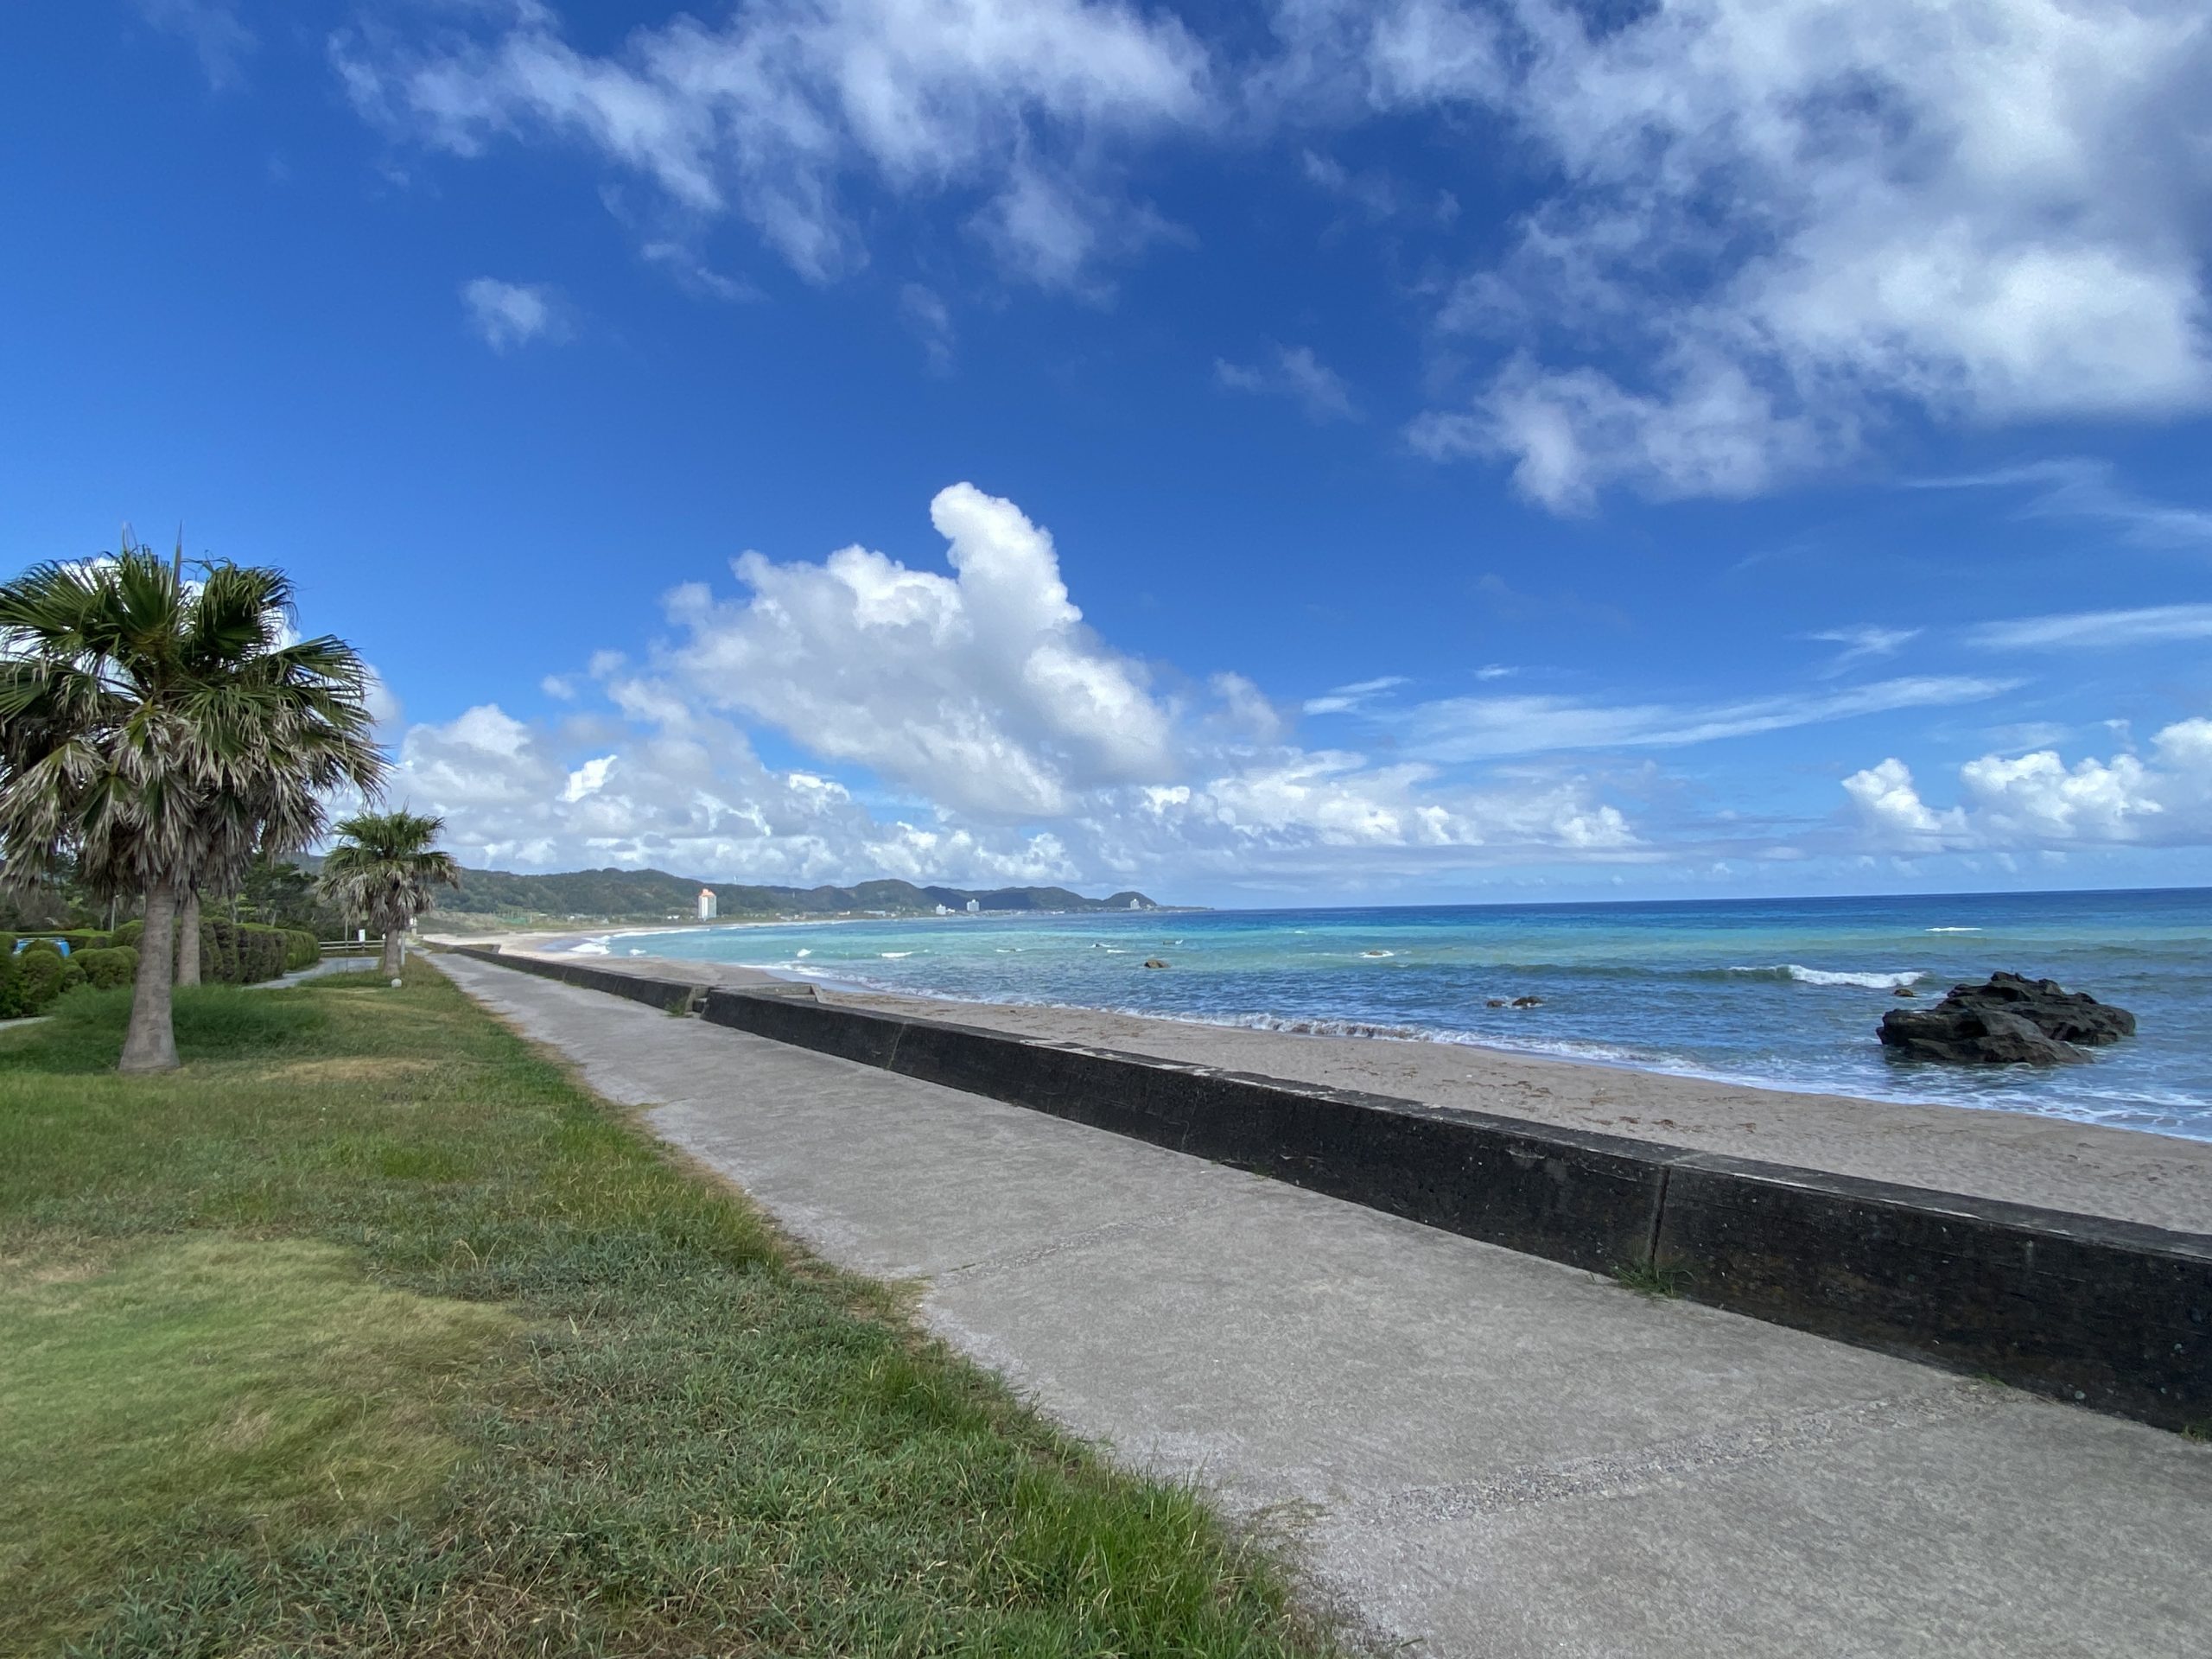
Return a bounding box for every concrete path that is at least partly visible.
[439,955,2209,1659]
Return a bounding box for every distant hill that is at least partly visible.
[426,866,1161,924]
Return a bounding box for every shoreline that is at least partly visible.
[474,943,2212,1235]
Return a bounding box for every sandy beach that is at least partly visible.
[454,942,2212,1236]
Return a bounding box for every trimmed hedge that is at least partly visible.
[73,946,139,990]
[0,918,305,1012]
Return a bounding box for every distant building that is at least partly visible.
[965,898,980,912]
[697,887,718,921]
[934,903,952,915]
[1128,898,1142,909]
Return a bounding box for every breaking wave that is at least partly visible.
[1728,964,1926,990]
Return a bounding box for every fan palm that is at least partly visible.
[317,810,460,976]
[0,540,385,1071]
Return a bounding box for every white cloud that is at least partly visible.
[1841,757,1967,849]
[1402,676,2016,762]
[1915,459,2212,550]
[654,482,1179,817]
[339,0,1209,290]
[1809,625,1919,676]
[461,277,565,351]
[1302,675,1406,715]
[140,0,256,91]
[899,282,956,372]
[385,483,1662,885]
[1846,718,2212,850]
[1967,603,2212,652]
[1382,0,2212,505]
[640,241,759,302]
[1217,345,1358,422]
[394,697,1082,883]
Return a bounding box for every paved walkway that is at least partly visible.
[439,955,2209,1659]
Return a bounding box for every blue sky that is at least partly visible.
[5,0,2210,906]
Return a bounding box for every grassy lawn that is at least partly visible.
[0,967,1334,1657]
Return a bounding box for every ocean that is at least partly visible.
[556,887,2212,1143]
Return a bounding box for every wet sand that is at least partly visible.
[461,943,2212,1236]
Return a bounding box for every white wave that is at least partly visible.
[795,948,811,957]
[880,950,914,959]
[627,948,645,956]
[1925,926,1981,933]
[1360,949,1395,958]
[1731,963,1925,990]
[568,938,610,957]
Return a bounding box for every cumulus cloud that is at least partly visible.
[393,696,1081,882]
[1382,0,2212,505]
[338,0,1209,289]
[1845,718,2212,850]
[461,277,565,350]
[385,483,1655,884]
[652,482,1177,818]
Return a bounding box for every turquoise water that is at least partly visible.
[556,888,2212,1142]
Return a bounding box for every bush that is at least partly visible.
[13,948,81,1014]
[205,918,239,984]
[235,925,288,984]
[55,929,112,953]
[112,919,144,950]
[73,947,138,990]
[282,929,320,972]
[0,936,22,1020]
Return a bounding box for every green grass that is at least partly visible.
[1610,1260,1690,1300]
[0,973,1335,1657]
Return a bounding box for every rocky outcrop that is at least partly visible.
[1877,973,2135,1066]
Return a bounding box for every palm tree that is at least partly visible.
[0,541,385,1071]
[317,810,460,976]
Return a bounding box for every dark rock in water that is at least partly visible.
[1510,995,1542,1008]
[1485,998,1509,1008]
[1942,971,2136,1045]
[1878,972,2133,1065]
[1891,986,1918,998]
[1142,957,1168,969]
[1879,1004,2088,1066]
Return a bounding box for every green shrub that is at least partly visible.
[112,919,144,950]
[205,918,240,985]
[282,929,320,972]
[234,925,288,985]
[0,938,23,1020]
[73,948,138,991]
[56,930,111,953]
[14,949,79,1014]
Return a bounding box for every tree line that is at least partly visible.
[0,539,458,1071]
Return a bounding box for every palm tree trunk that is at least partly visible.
[175,888,201,986]
[379,913,404,977]
[122,880,182,1074]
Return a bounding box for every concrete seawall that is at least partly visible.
[451,944,2211,1432]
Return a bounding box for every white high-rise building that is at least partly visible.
[697,887,718,921]
[966,899,980,912]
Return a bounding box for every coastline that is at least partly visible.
[474,943,2212,1235]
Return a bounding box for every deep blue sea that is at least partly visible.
[556,888,2212,1142]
